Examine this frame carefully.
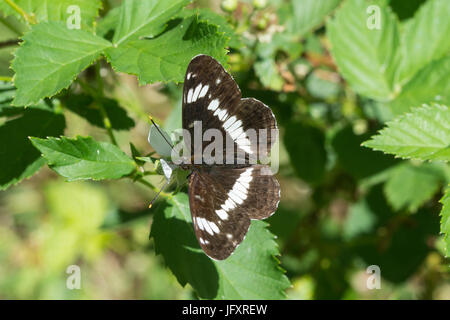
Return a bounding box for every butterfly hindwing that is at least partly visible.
[188,165,280,260]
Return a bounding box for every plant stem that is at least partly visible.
[0,39,20,49]
[95,62,104,96]
[4,0,36,24]
[94,61,118,146]
[75,65,119,147]
[99,104,118,146]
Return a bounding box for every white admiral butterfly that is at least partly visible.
[154,55,280,260]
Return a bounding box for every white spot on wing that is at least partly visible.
[230,127,244,140]
[199,85,209,98]
[187,88,193,103]
[207,99,220,111]
[216,209,228,220]
[227,120,241,134]
[228,189,244,204]
[223,116,236,129]
[202,218,214,235]
[214,108,228,121]
[209,221,220,234]
[196,217,204,231]
[192,84,202,102]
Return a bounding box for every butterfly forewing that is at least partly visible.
[189,165,280,260]
[182,55,278,164]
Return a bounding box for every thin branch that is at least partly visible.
[75,72,119,146]
[0,39,20,49]
[94,61,119,146]
[4,0,36,24]
[98,103,118,146]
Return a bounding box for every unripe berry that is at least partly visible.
[221,0,238,12]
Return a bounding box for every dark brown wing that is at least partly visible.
[188,165,280,260]
[182,55,277,165]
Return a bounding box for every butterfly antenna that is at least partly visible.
[148,116,174,150]
[148,180,170,208]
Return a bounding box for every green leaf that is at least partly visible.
[0,81,16,108]
[96,6,121,38]
[151,193,290,299]
[354,189,439,283]
[194,8,242,49]
[440,185,450,257]
[112,0,191,45]
[332,125,399,180]
[63,94,135,130]
[284,121,326,184]
[30,136,136,181]
[389,0,427,20]
[397,0,450,84]
[280,0,341,36]
[102,207,153,230]
[148,124,173,158]
[106,16,229,84]
[343,198,377,240]
[0,109,65,190]
[390,56,450,115]
[306,70,340,100]
[256,32,302,60]
[12,22,112,106]
[362,104,450,161]
[0,0,102,29]
[254,59,284,91]
[384,163,443,212]
[327,0,400,100]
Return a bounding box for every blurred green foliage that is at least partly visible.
[0,0,449,299]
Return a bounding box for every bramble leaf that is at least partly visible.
[343,198,377,240]
[112,0,191,45]
[30,136,136,181]
[390,57,450,115]
[279,0,341,36]
[106,16,229,84]
[440,185,450,257]
[384,163,443,212]
[362,104,450,161]
[0,0,102,29]
[12,22,112,106]
[185,8,242,48]
[327,0,400,100]
[96,6,121,38]
[332,125,399,180]
[284,121,326,184]
[63,94,135,130]
[151,193,290,299]
[397,0,450,85]
[254,59,284,91]
[0,109,65,190]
